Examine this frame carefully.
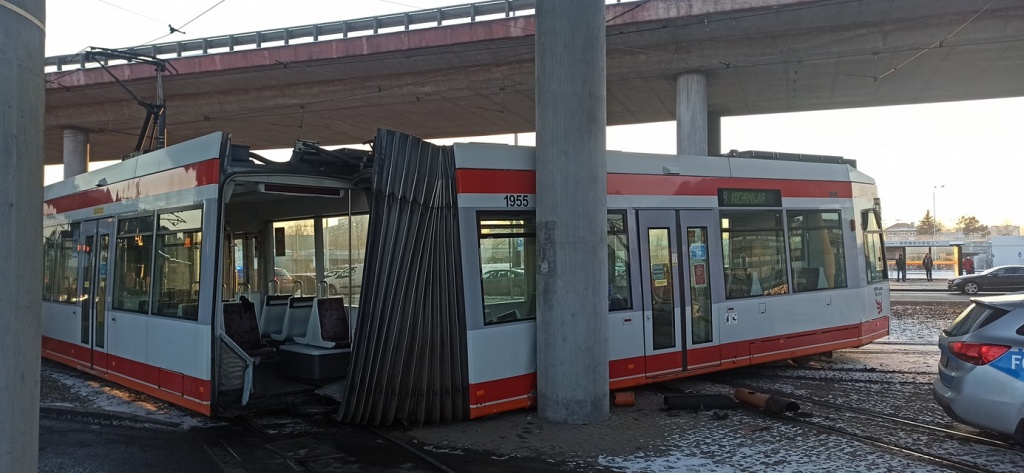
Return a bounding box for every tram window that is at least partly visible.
[113,215,154,313]
[721,211,788,298]
[42,223,79,303]
[862,209,886,283]
[153,208,203,319]
[478,214,536,325]
[787,211,847,292]
[323,214,369,304]
[608,212,632,311]
[687,226,713,345]
[43,225,56,301]
[273,219,315,296]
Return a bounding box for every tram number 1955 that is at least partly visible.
[504,194,530,207]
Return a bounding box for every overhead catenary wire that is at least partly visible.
[142,0,228,45]
[875,0,997,81]
[95,0,165,26]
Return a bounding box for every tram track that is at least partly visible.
[653,357,1024,473]
[219,412,461,473]
[655,381,1014,473]
[721,381,1021,451]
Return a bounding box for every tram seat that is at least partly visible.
[749,272,762,295]
[223,298,275,359]
[259,295,291,338]
[278,343,349,380]
[270,296,316,342]
[796,267,826,292]
[293,297,351,349]
[178,303,199,320]
[726,269,752,298]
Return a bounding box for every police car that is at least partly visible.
[933,294,1024,443]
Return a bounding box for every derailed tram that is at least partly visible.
[41,130,890,424]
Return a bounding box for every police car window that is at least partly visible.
[944,303,1009,337]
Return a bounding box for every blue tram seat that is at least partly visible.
[270,296,315,342]
[259,295,291,338]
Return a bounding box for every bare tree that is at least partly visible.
[955,215,990,237]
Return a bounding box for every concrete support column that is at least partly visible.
[707,112,721,157]
[63,128,90,178]
[0,1,44,472]
[535,0,609,424]
[676,72,708,156]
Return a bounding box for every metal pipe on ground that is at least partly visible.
[734,389,800,414]
[663,394,739,411]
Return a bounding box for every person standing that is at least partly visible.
[895,254,907,281]
[963,256,975,275]
[923,251,934,282]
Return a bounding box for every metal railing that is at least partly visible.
[46,0,634,72]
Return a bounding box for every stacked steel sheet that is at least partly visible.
[341,129,468,425]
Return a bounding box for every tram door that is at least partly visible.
[637,210,684,377]
[677,210,721,369]
[77,218,115,372]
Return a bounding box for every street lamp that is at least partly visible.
[932,184,945,240]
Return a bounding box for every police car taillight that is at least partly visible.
[948,342,1010,365]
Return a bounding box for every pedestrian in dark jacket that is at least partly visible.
[923,252,934,282]
[895,254,907,281]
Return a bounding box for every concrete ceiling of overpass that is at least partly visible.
[44,0,1024,165]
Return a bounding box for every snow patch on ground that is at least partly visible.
[43,365,221,430]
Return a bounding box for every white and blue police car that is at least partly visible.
[934,294,1024,443]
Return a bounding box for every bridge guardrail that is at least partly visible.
[46,0,627,72]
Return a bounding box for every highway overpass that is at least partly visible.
[44,0,1024,166]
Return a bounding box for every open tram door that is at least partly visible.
[76,218,115,373]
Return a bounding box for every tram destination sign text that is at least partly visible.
[717,189,782,207]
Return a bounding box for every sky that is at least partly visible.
[42,0,1024,229]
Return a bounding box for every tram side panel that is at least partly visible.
[42,181,220,414]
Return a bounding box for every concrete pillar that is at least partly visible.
[63,128,90,178]
[707,111,721,157]
[676,72,708,156]
[0,1,44,472]
[535,0,609,424]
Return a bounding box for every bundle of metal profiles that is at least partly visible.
[342,129,468,425]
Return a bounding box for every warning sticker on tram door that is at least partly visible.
[693,263,707,286]
[652,263,668,286]
[689,243,706,260]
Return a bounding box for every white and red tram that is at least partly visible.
[41,130,889,422]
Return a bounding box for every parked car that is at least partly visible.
[947,265,1024,294]
[482,269,526,297]
[273,267,295,294]
[932,293,1024,443]
[325,265,363,295]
